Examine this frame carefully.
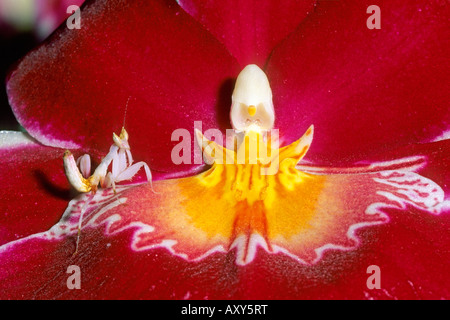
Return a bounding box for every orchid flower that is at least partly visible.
[0,0,449,300]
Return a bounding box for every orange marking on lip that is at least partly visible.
[230,200,268,244]
[306,127,312,136]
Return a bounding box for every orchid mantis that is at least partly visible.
[63,127,153,254]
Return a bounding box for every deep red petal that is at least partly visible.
[0,132,70,245]
[0,205,448,299]
[267,0,450,165]
[7,0,240,175]
[179,0,316,67]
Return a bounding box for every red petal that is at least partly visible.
[267,0,450,165]
[0,206,448,299]
[7,0,240,175]
[0,132,70,245]
[179,0,316,67]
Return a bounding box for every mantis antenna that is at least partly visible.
[122,96,132,129]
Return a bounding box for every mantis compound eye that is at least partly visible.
[113,127,130,150]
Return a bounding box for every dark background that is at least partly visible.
[0,27,37,130]
[0,29,39,130]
